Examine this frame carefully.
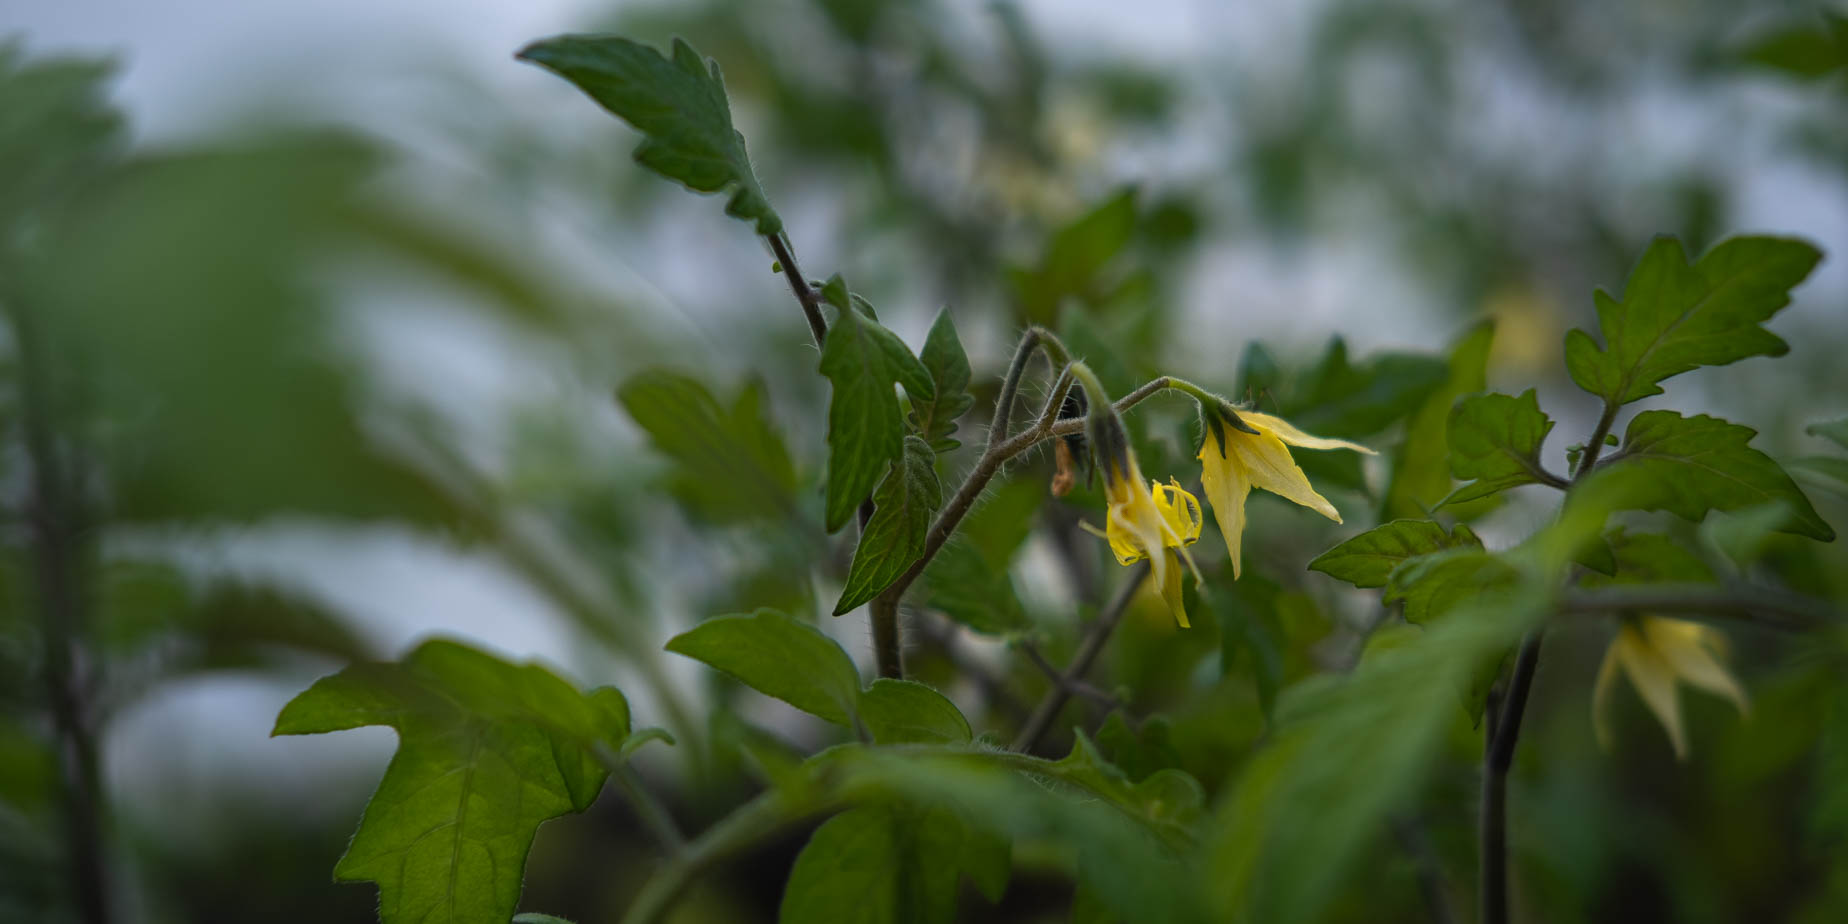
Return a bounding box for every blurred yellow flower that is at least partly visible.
[1593,616,1749,760]
[1198,410,1374,578]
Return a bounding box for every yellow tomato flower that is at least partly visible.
[1083,455,1204,627]
[1593,616,1749,760]
[1198,409,1374,578]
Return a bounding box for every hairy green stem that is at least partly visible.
[1011,563,1148,753]
[871,594,903,679]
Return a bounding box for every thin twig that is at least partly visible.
[1574,399,1620,478]
[1481,631,1543,924]
[1012,564,1149,753]
[597,747,687,855]
[988,328,1044,448]
[1017,641,1125,712]
[767,233,828,348]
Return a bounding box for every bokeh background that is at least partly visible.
[4,0,1846,922]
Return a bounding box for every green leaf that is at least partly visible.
[271,641,630,924]
[617,370,797,524]
[836,436,943,614]
[1443,389,1558,505]
[1308,519,1483,589]
[857,679,972,745]
[1383,323,1494,520]
[1564,236,1821,405]
[1602,410,1833,541]
[1590,530,1715,585]
[1094,713,1181,783]
[1739,15,1848,79]
[1699,503,1797,571]
[666,609,862,726]
[779,804,1001,924]
[819,285,935,531]
[1808,416,1848,452]
[516,35,781,234]
[1384,548,1519,625]
[512,915,577,924]
[919,541,1029,635]
[1010,189,1138,323]
[911,309,976,452]
[1287,338,1449,439]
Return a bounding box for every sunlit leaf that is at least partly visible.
[272,641,631,924]
[666,609,862,726]
[857,679,971,745]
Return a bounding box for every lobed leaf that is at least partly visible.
[910,308,976,452]
[818,279,934,531]
[1443,389,1557,505]
[516,35,781,234]
[271,641,631,924]
[1601,410,1833,541]
[835,436,942,614]
[1564,235,1820,406]
[617,370,797,524]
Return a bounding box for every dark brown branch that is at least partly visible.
[767,232,828,348]
[1011,563,1148,753]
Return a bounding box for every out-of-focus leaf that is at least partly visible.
[1094,713,1181,783]
[1213,576,1290,724]
[1588,530,1715,585]
[619,370,799,525]
[857,678,971,745]
[911,309,975,453]
[1010,189,1138,324]
[1699,502,1797,571]
[0,45,123,228]
[836,436,942,614]
[1600,411,1833,541]
[1789,456,1848,498]
[779,803,1002,924]
[272,641,630,924]
[1308,519,1481,589]
[1564,236,1820,405]
[1808,416,1848,452]
[516,35,781,234]
[1739,15,1848,79]
[1286,338,1448,440]
[1209,604,1530,923]
[920,541,1029,635]
[1383,322,1493,519]
[1442,389,1558,505]
[26,141,465,527]
[818,279,934,531]
[666,609,862,726]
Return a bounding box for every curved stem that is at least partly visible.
[767,233,828,349]
[1011,563,1148,753]
[600,751,686,855]
[619,792,839,924]
[1574,399,1620,480]
[1481,630,1543,924]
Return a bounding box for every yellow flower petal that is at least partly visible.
[1614,623,1689,760]
[1241,411,1377,454]
[1224,428,1343,523]
[1197,441,1252,578]
[1158,550,1190,628]
[1642,619,1750,718]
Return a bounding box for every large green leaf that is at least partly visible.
[818,279,935,531]
[272,641,631,924]
[1442,389,1558,505]
[1601,410,1833,541]
[857,679,972,745]
[617,370,797,524]
[835,436,942,614]
[1564,236,1820,405]
[665,609,863,726]
[1308,519,1481,589]
[1383,548,1519,625]
[516,35,781,234]
[910,309,975,453]
[0,45,122,229]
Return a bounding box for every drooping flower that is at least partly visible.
[1197,406,1374,578]
[1593,616,1749,760]
[1087,456,1204,627]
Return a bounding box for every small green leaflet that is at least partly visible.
[1384,548,1519,625]
[818,278,935,531]
[516,35,781,235]
[1442,389,1558,505]
[1308,519,1482,589]
[665,609,862,726]
[1601,410,1833,541]
[271,640,634,924]
[910,309,975,452]
[665,609,972,739]
[617,370,797,524]
[1564,235,1821,406]
[779,804,1006,924]
[835,436,942,614]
